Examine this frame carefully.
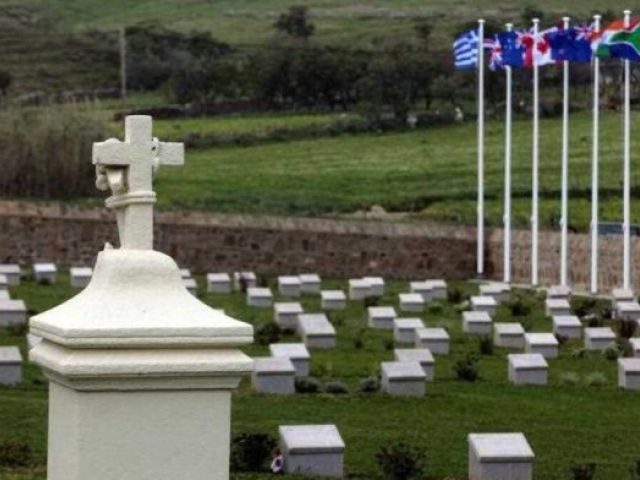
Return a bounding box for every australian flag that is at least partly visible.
[548,25,594,62]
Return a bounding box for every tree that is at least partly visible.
[274,6,315,38]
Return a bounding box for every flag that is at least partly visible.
[485,36,503,71]
[547,25,594,62]
[453,29,479,70]
[519,27,556,68]
[497,31,526,68]
[596,18,640,61]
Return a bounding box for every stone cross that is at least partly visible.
[92,115,184,250]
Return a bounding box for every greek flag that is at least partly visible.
[454,29,479,70]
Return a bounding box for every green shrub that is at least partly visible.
[364,296,379,308]
[572,298,597,318]
[427,302,443,314]
[555,334,569,346]
[255,322,281,346]
[375,441,427,480]
[447,287,464,304]
[561,372,580,386]
[507,298,531,317]
[585,372,607,387]
[604,346,621,361]
[619,319,638,339]
[584,314,602,328]
[230,432,277,472]
[571,348,588,359]
[295,377,323,394]
[0,440,32,468]
[454,354,479,382]
[353,337,365,349]
[571,462,597,480]
[325,381,349,395]
[478,336,493,356]
[454,300,470,313]
[359,377,379,393]
[383,339,394,351]
[601,306,613,320]
[0,108,108,200]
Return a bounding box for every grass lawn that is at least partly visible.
[150,108,640,232]
[0,271,638,479]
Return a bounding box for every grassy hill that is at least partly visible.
[143,108,639,232]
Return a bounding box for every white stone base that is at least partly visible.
[303,335,335,349]
[468,433,534,480]
[252,373,295,395]
[618,359,640,390]
[280,425,344,478]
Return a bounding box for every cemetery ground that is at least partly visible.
[1,273,639,479]
[147,107,640,232]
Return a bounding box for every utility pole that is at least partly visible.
[119,26,127,101]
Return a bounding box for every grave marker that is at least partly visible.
[0,346,22,386]
[279,425,345,478]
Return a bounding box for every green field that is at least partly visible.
[146,108,639,232]
[1,271,638,479]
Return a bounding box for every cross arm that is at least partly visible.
[155,141,184,166]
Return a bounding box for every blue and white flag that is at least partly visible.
[454,29,480,70]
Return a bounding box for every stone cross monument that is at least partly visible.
[30,116,253,480]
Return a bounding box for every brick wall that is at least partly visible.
[0,200,635,291]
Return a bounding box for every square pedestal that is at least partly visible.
[299,274,321,294]
[393,318,425,343]
[508,354,548,385]
[584,327,616,351]
[247,287,273,308]
[547,285,571,300]
[629,338,640,358]
[545,298,571,317]
[394,348,434,380]
[552,316,582,339]
[368,306,397,330]
[362,277,385,297]
[0,346,22,385]
[524,333,559,359]
[618,358,640,390]
[298,314,336,349]
[252,357,296,395]
[612,288,635,310]
[479,283,510,303]
[34,262,57,284]
[348,279,371,300]
[273,302,304,330]
[381,361,426,396]
[424,280,447,301]
[471,296,497,316]
[70,267,93,288]
[463,311,492,336]
[206,273,232,294]
[410,281,432,300]
[617,301,640,321]
[278,276,302,298]
[280,425,345,478]
[0,264,21,285]
[493,323,525,349]
[234,271,257,291]
[399,293,425,312]
[269,343,310,378]
[415,328,450,355]
[321,290,346,310]
[0,300,27,327]
[468,433,534,480]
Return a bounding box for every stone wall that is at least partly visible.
[0,200,635,291]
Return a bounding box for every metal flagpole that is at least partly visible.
[504,23,513,284]
[477,19,486,277]
[623,9,632,290]
[560,17,571,287]
[590,15,602,295]
[531,18,540,286]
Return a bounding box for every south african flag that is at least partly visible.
[596,18,640,61]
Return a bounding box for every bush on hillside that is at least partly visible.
[255,322,281,346]
[0,441,32,468]
[0,108,107,199]
[571,462,597,480]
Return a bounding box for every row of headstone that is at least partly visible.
[276,424,535,480]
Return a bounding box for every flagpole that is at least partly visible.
[504,22,513,284]
[477,18,486,278]
[623,9,632,291]
[560,16,571,288]
[590,14,602,295]
[531,18,540,287]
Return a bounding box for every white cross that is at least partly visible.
[92,115,184,250]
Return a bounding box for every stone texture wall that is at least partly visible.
[0,200,635,291]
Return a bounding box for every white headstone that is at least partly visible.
[415,327,450,354]
[468,433,534,480]
[279,425,345,478]
[393,318,425,343]
[493,323,525,349]
[547,285,571,300]
[381,361,427,396]
[399,293,425,312]
[321,290,346,310]
[251,357,296,395]
[471,296,497,316]
[234,271,257,290]
[463,311,492,336]
[0,299,27,327]
[619,358,640,390]
[273,302,304,330]
[367,306,397,330]
[299,274,321,294]
[247,287,273,308]
[394,348,434,380]
[206,273,232,294]
[269,343,310,378]
[348,279,371,300]
[524,333,559,359]
[297,314,336,349]
[552,315,582,339]
[278,276,302,297]
[545,298,571,317]
[508,353,548,385]
[584,327,616,351]
[0,346,22,386]
[33,262,57,284]
[70,267,93,288]
[424,279,447,300]
[616,301,640,321]
[0,264,21,285]
[362,276,385,297]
